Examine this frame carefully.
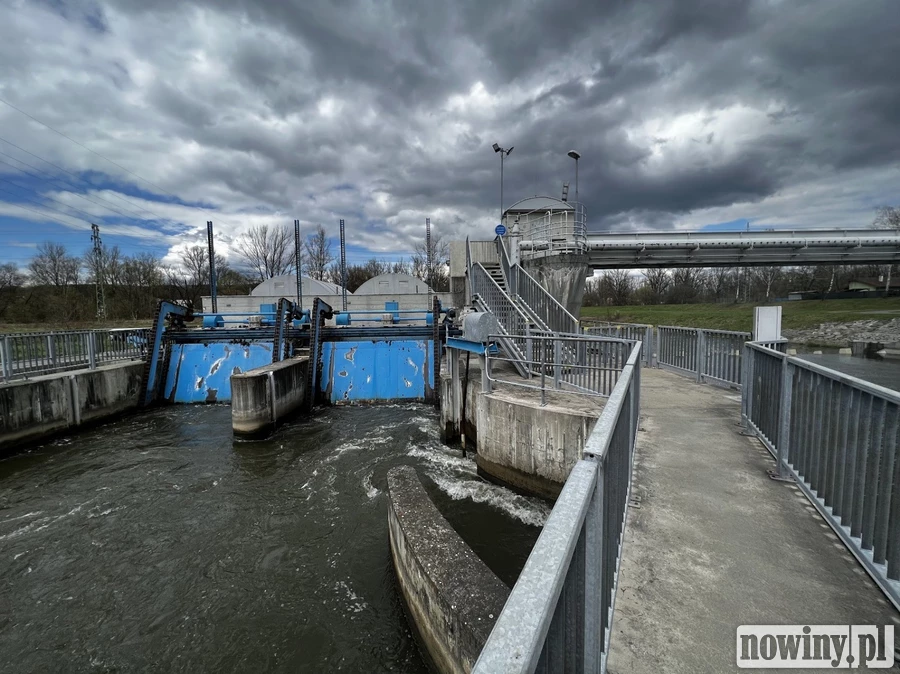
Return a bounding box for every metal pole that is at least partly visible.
[500,152,504,224]
[575,158,578,203]
[426,217,432,304]
[207,221,218,313]
[339,218,347,311]
[777,357,794,479]
[294,219,303,310]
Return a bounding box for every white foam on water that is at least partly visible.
[406,447,476,475]
[334,579,368,614]
[428,473,550,528]
[0,502,88,541]
[0,511,43,525]
[361,471,379,499]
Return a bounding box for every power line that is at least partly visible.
[0,151,156,222]
[0,96,176,199]
[0,99,245,235]
[0,136,174,222]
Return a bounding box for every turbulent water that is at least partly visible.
[0,404,546,672]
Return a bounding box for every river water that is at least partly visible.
[790,350,900,392]
[0,404,546,672]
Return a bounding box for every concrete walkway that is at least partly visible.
[607,368,899,674]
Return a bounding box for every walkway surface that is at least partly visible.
[607,368,900,674]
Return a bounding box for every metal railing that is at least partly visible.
[496,235,580,336]
[517,202,588,260]
[584,322,654,366]
[484,332,634,402]
[0,328,149,382]
[657,326,752,389]
[742,342,900,611]
[469,239,499,267]
[474,340,641,673]
[469,262,530,374]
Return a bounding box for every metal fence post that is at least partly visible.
[554,339,561,390]
[776,357,794,478]
[87,333,97,370]
[526,324,533,379]
[695,329,704,382]
[0,335,8,381]
[480,354,491,394]
[47,334,56,369]
[742,346,756,431]
[540,344,547,407]
[582,457,604,671]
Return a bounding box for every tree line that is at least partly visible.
[583,263,898,307]
[0,224,450,324]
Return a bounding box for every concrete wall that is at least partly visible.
[440,357,601,499]
[522,254,591,318]
[231,356,309,436]
[0,361,143,453]
[387,466,509,674]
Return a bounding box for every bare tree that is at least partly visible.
[304,225,334,281]
[411,233,450,291]
[167,245,229,308]
[0,262,25,318]
[642,268,670,304]
[669,268,703,304]
[600,269,634,306]
[235,224,294,282]
[118,253,163,320]
[28,242,81,288]
[751,266,782,302]
[874,206,900,294]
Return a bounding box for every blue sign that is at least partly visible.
[495,224,507,236]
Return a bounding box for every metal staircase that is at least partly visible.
[465,237,582,377]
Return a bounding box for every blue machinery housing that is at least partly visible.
[141,297,446,407]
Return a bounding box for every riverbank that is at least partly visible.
[581,297,900,332]
[782,318,900,347]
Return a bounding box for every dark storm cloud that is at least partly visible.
[2,0,898,266]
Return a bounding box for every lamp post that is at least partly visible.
[493,142,514,223]
[567,150,581,202]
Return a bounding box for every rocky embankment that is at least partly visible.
[783,318,900,347]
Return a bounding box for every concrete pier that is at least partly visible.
[607,368,898,673]
[230,355,309,436]
[387,466,509,674]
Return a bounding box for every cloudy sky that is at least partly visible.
[0,0,898,272]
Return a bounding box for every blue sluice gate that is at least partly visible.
[321,339,434,403]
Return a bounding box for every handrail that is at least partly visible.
[742,342,900,611]
[513,265,579,334]
[469,262,531,375]
[657,325,752,388]
[484,332,633,400]
[474,341,642,673]
[0,328,149,382]
[584,322,654,366]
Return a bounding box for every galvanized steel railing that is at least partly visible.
[474,340,641,673]
[742,342,900,610]
[0,328,149,382]
[657,326,751,389]
[469,262,530,375]
[483,332,634,401]
[584,322,654,366]
[518,202,588,260]
[496,235,580,336]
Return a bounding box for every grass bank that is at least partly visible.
[0,319,152,334]
[580,297,900,332]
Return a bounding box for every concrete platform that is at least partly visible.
[607,368,900,674]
